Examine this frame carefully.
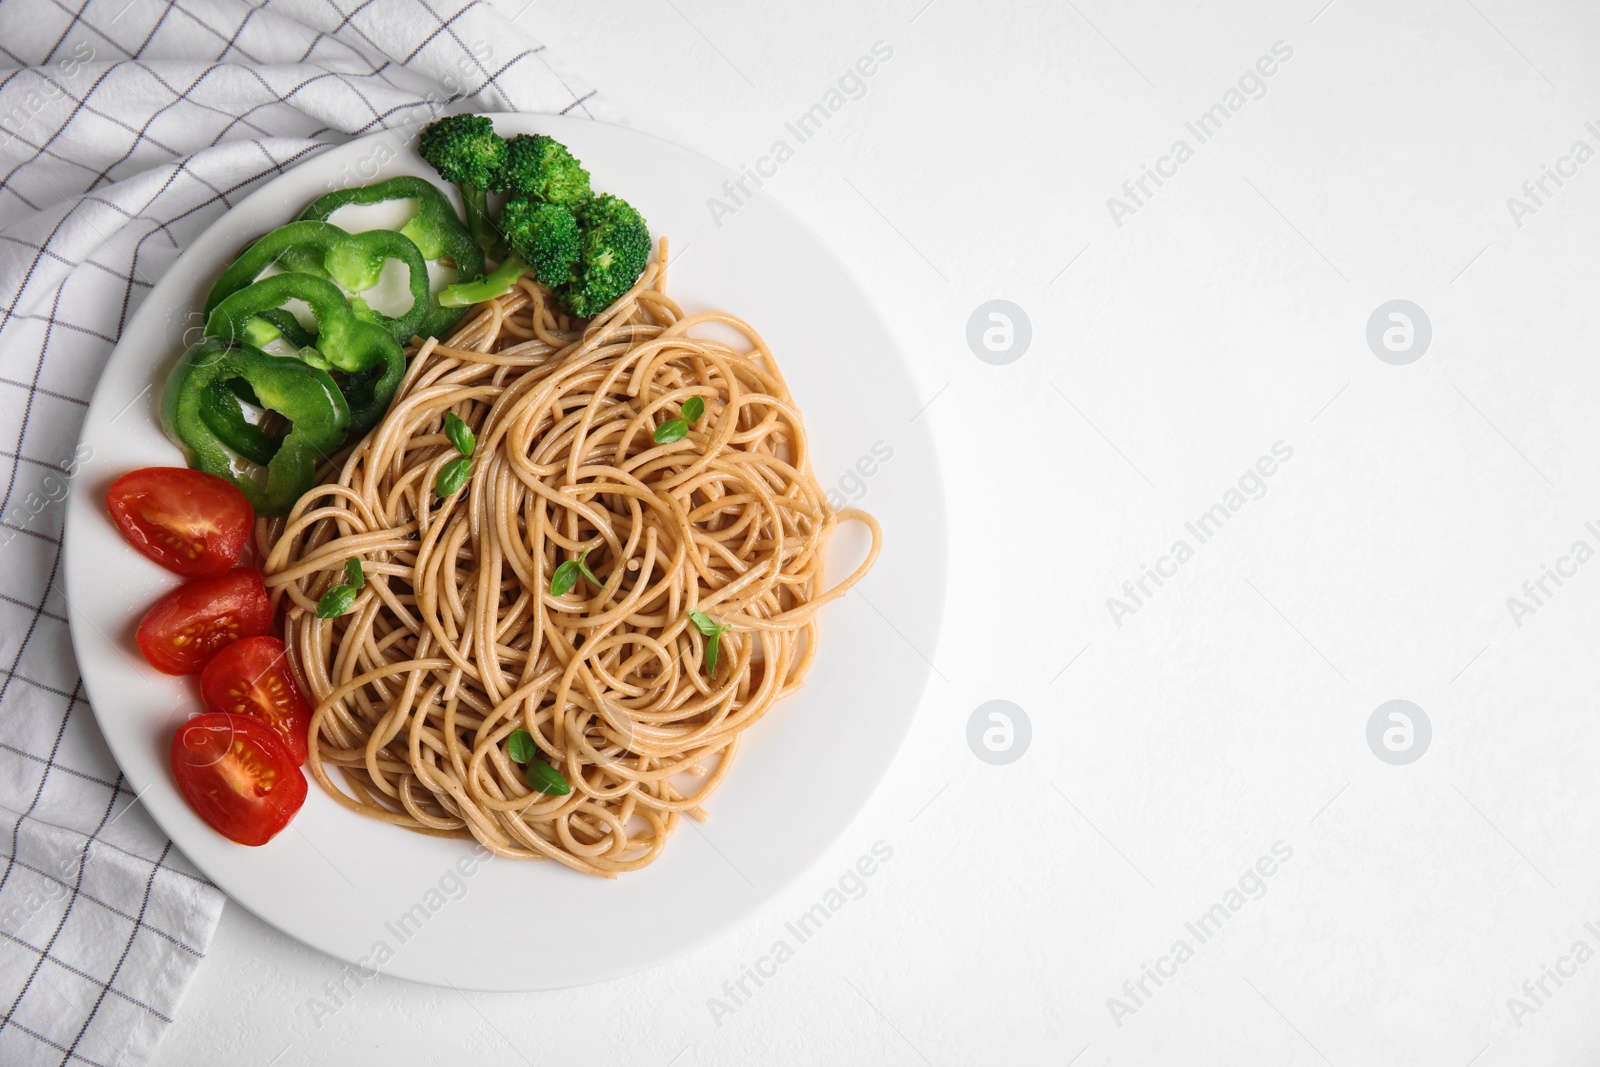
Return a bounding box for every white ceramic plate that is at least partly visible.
[62,114,944,990]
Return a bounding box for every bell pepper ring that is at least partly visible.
[161,338,350,516]
[251,307,317,349]
[203,220,430,343]
[213,308,314,461]
[204,272,405,433]
[200,370,283,467]
[296,176,487,341]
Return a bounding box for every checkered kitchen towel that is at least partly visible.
[0,2,606,1063]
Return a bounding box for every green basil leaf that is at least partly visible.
[435,455,472,498]
[576,547,602,589]
[704,628,721,675]
[343,557,365,590]
[688,609,720,636]
[551,559,580,596]
[526,761,571,796]
[506,728,536,764]
[653,418,688,444]
[681,396,705,423]
[316,584,358,619]
[444,411,475,457]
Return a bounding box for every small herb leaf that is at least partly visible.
[435,455,472,498]
[525,761,572,796]
[444,411,475,457]
[681,396,705,423]
[550,559,580,596]
[506,729,536,764]
[653,418,689,444]
[576,547,602,589]
[343,557,365,589]
[687,610,731,675]
[316,584,358,619]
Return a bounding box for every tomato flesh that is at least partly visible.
[200,636,312,764]
[107,467,253,578]
[136,568,271,675]
[170,712,306,846]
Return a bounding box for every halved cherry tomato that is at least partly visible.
[136,568,271,675]
[107,467,253,578]
[200,636,311,764]
[170,712,306,846]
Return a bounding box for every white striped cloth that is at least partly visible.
[0,2,605,1063]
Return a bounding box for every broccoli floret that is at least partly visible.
[437,200,584,308]
[418,115,507,252]
[557,194,650,318]
[500,197,582,289]
[494,134,591,207]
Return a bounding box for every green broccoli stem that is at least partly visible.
[438,253,527,308]
[459,184,497,252]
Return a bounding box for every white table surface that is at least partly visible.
[162,1,1600,1063]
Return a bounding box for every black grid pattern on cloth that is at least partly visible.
[0,0,604,1063]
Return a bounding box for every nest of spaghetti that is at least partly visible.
[257,241,880,877]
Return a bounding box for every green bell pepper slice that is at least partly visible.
[251,307,317,349]
[202,373,282,467]
[204,220,429,342]
[205,272,406,433]
[297,176,487,340]
[161,338,350,516]
[218,310,314,427]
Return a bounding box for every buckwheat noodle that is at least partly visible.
[258,240,880,877]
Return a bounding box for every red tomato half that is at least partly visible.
[136,568,271,675]
[170,712,306,846]
[107,467,253,578]
[200,636,311,764]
